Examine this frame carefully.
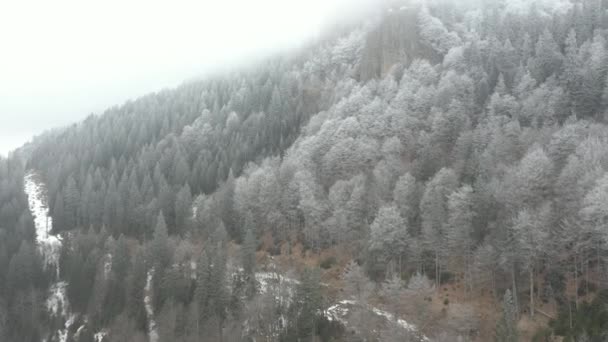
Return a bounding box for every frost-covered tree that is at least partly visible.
[368,205,409,278]
[506,146,554,211]
[174,183,192,235]
[382,275,404,319]
[512,204,550,318]
[530,29,563,83]
[580,173,608,278]
[342,261,373,303]
[7,0,608,339]
[496,289,519,342]
[446,185,475,297]
[418,6,462,55]
[393,172,421,233]
[151,211,172,289]
[421,168,458,287]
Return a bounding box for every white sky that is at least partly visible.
[0,0,375,156]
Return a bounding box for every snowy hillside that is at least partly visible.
[25,172,61,275]
[25,171,73,342]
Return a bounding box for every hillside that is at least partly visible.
[2,0,608,341]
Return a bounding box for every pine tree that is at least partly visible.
[580,173,608,282]
[368,205,409,278]
[241,227,257,297]
[219,169,239,240]
[152,211,171,269]
[7,242,39,295]
[292,268,323,341]
[174,184,192,236]
[421,168,458,288]
[512,205,550,318]
[496,289,519,342]
[53,192,66,232]
[563,29,580,97]
[208,246,229,342]
[194,251,211,335]
[64,175,80,229]
[446,185,475,298]
[127,248,148,331]
[393,172,420,232]
[342,261,372,303]
[382,275,403,319]
[531,29,563,83]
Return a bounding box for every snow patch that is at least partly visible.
[145,270,159,342]
[323,299,429,342]
[103,253,112,279]
[324,300,357,323]
[253,269,427,340]
[190,260,197,279]
[57,314,77,342]
[255,271,299,305]
[94,329,108,342]
[25,171,75,342]
[370,307,426,339]
[24,172,62,277]
[46,281,69,318]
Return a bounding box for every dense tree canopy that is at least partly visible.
[4,0,608,340]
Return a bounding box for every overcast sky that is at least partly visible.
[0,0,375,156]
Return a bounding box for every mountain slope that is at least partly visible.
[3,0,608,341]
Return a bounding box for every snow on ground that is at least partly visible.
[46,281,69,317]
[255,268,428,341]
[371,306,429,340]
[26,171,425,341]
[57,314,77,342]
[324,299,357,324]
[145,270,159,342]
[256,271,299,292]
[24,172,62,277]
[94,330,108,342]
[190,260,197,279]
[324,299,429,341]
[25,171,76,342]
[255,270,300,306]
[103,253,112,279]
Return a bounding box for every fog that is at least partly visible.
[0,0,375,156]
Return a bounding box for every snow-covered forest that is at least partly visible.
[3,0,608,340]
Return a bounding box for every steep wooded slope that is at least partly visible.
[3,0,608,341]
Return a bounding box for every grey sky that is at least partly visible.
[0,0,375,156]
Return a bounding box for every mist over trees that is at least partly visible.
[2,0,608,341]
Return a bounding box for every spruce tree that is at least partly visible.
[496,289,519,342]
[241,227,257,297]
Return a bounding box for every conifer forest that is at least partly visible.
[3,0,608,341]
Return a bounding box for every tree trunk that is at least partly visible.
[196,313,200,338]
[492,268,497,300]
[574,255,579,309]
[399,254,403,279]
[511,265,518,316]
[218,318,223,342]
[529,267,534,318]
[585,259,589,295]
[597,240,601,286]
[568,299,573,329]
[464,248,471,301]
[435,250,440,290]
